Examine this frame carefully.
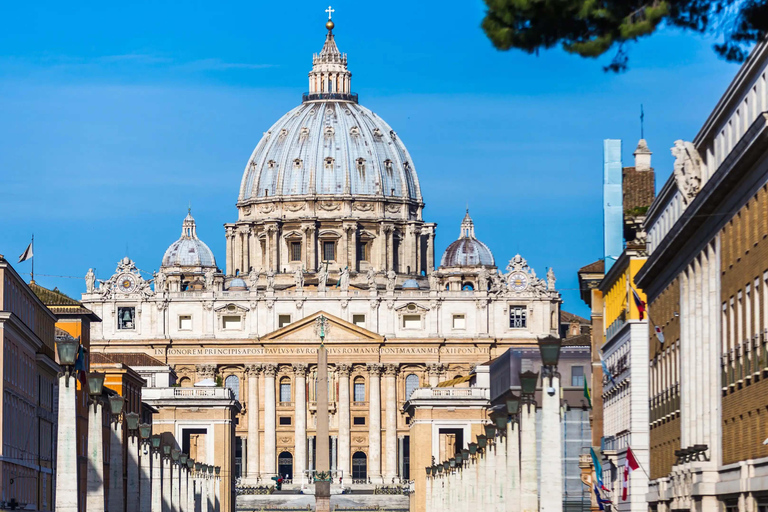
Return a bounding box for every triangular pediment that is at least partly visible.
[261,311,383,343]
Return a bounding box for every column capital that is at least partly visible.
[292,363,308,376]
[336,363,352,377]
[366,363,384,376]
[426,363,445,375]
[383,364,399,377]
[245,364,263,375]
[263,364,278,377]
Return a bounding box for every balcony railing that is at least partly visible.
[142,387,235,400]
[721,330,768,393]
[302,92,358,103]
[408,387,488,400]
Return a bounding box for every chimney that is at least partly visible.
[634,139,652,171]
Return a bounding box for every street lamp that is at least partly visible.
[56,338,79,382]
[109,394,125,418]
[519,371,538,396]
[54,337,80,512]
[87,372,105,399]
[506,393,521,415]
[461,449,469,461]
[538,336,562,368]
[477,435,487,449]
[163,444,171,457]
[214,466,220,476]
[172,449,181,462]
[468,443,478,456]
[180,453,188,465]
[489,406,508,431]
[187,459,194,471]
[150,435,162,451]
[125,412,140,431]
[484,423,497,439]
[139,424,152,441]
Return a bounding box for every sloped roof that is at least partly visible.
[91,352,167,367]
[578,260,604,274]
[560,310,588,325]
[30,282,100,319]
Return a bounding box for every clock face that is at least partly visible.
[508,272,529,292]
[118,273,138,294]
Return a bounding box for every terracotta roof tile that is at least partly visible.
[623,166,656,213]
[579,260,604,274]
[91,352,167,367]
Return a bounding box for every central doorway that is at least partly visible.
[278,451,293,481]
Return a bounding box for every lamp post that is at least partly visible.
[86,372,106,512]
[54,337,80,512]
[179,454,188,512]
[171,449,181,512]
[503,395,522,512]
[138,423,152,512]
[538,335,563,512]
[162,444,172,512]
[150,435,163,512]
[519,367,539,512]
[185,459,195,512]
[108,394,126,512]
[125,412,141,512]
[214,467,221,512]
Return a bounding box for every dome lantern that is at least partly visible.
[306,9,355,103]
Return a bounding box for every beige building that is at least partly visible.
[637,39,768,512]
[0,257,59,511]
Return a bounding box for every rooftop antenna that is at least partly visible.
[640,104,645,140]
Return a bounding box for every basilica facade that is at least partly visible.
[82,18,562,489]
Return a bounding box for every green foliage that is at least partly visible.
[625,205,649,216]
[481,0,768,72]
[215,375,223,387]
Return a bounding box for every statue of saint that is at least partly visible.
[294,268,304,292]
[248,269,260,290]
[477,268,489,292]
[386,270,396,292]
[428,272,440,291]
[546,267,556,291]
[85,268,96,293]
[317,266,328,292]
[205,269,215,291]
[366,268,377,291]
[266,269,276,292]
[339,266,350,291]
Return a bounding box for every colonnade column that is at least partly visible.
[384,364,398,481]
[109,416,125,512]
[507,419,521,512]
[367,364,383,484]
[246,364,262,482]
[520,402,538,512]
[540,375,563,512]
[337,364,351,484]
[264,364,278,477]
[86,399,105,512]
[293,363,308,482]
[151,445,162,512]
[126,428,140,512]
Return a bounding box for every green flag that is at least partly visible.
[584,378,592,408]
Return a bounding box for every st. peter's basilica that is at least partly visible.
[82,17,562,490]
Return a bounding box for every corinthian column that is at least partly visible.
[293,363,308,482]
[337,364,351,484]
[264,365,278,477]
[384,364,399,481]
[246,364,262,482]
[367,364,383,484]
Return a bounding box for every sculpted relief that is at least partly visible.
[671,140,703,205]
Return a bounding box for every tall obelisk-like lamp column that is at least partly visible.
[538,336,564,512]
[54,337,80,512]
[125,412,141,512]
[108,394,126,512]
[314,315,331,512]
[86,372,107,512]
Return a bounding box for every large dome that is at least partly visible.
[237,26,421,204]
[161,212,216,268]
[440,211,495,268]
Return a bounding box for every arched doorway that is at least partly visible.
[278,451,293,481]
[352,451,367,481]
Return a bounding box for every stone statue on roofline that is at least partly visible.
[266,269,275,292]
[366,268,376,291]
[339,266,350,291]
[317,265,328,292]
[671,140,703,205]
[294,267,304,292]
[547,267,556,291]
[85,268,96,293]
[386,270,396,292]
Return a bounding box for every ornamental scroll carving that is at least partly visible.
[671,140,703,206]
[353,202,374,212]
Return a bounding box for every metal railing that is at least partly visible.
[302,92,358,103]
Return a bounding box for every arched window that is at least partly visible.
[280,377,291,403]
[462,282,474,291]
[352,451,367,480]
[225,375,240,400]
[178,377,192,388]
[353,377,365,402]
[405,374,419,399]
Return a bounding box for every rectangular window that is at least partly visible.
[290,241,301,262]
[353,416,366,426]
[402,314,421,329]
[279,416,292,426]
[178,315,192,330]
[509,306,527,328]
[323,241,336,261]
[571,366,585,387]
[278,314,292,328]
[354,382,365,402]
[118,307,136,330]
[358,241,370,262]
[222,315,242,330]
[280,383,291,403]
[352,314,366,328]
[452,314,466,330]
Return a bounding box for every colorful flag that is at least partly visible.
[18,242,33,263]
[600,353,616,386]
[631,287,646,320]
[622,446,640,500]
[654,325,665,344]
[590,447,604,487]
[594,483,612,510]
[583,378,592,408]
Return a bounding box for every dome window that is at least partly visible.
[293,159,303,169]
[356,158,366,174]
[324,157,335,170]
[390,130,397,140]
[350,126,360,136]
[279,128,288,138]
[373,128,383,139]
[299,127,310,139]
[324,126,335,138]
[267,160,276,170]
[384,159,393,174]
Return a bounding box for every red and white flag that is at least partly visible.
[622,447,640,501]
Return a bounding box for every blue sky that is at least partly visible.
[0,0,741,316]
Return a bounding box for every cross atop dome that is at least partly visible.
[307,9,354,102]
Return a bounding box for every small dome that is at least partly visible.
[440,211,495,267]
[162,212,216,268]
[402,279,420,290]
[227,278,248,291]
